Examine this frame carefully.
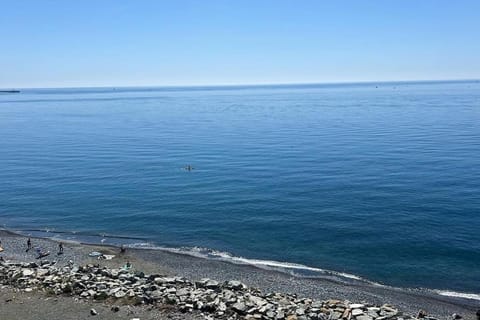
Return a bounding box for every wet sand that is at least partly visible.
[0,230,478,319]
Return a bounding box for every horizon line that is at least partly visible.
[2,78,479,91]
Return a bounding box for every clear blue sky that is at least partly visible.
[1,0,479,88]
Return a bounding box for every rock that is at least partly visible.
[111,306,120,312]
[250,296,267,307]
[205,279,219,289]
[94,292,108,300]
[114,290,126,298]
[352,309,364,316]
[37,269,49,276]
[226,280,247,290]
[90,308,98,316]
[296,308,305,315]
[356,316,373,320]
[150,290,163,300]
[22,269,35,277]
[417,310,428,319]
[350,304,365,309]
[232,302,247,314]
[176,288,190,296]
[195,278,210,288]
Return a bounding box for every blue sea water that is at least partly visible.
[1,81,479,294]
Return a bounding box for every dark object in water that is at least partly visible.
[184,165,194,171]
[0,90,20,93]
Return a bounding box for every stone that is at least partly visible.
[296,308,305,315]
[205,279,219,289]
[266,311,276,318]
[22,269,35,277]
[150,290,163,300]
[356,316,373,320]
[352,309,364,316]
[232,302,247,314]
[417,310,428,319]
[250,296,267,307]
[94,292,108,300]
[226,280,247,290]
[90,308,98,316]
[36,269,49,276]
[176,288,190,296]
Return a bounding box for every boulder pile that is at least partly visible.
[0,260,444,320]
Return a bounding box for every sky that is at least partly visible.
[1,0,479,88]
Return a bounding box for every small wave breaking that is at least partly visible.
[127,243,376,285]
[434,290,480,301]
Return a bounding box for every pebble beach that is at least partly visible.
[0,230,478,320]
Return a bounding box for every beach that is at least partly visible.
[0,230,477,320]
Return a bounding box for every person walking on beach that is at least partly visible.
[27,238,32,251]
[58,242,64,254]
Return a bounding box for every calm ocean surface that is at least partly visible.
[1,81,479,294]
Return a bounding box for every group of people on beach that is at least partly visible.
[0,237,65,259]
[26,238,64,258]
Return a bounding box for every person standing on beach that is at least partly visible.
[58,242,64,254]
[27,238,32,251]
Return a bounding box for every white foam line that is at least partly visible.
[435,290,480,301]
[128,244,368,283]
[71,242,480,296]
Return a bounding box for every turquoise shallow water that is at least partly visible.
[1,81,479,294]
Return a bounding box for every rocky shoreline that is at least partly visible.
[0,259,438,320]
[0,230,478,320]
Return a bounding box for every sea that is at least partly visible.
[1,80,479,297]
